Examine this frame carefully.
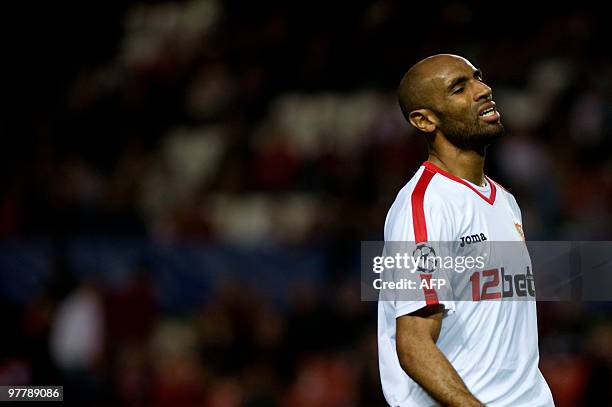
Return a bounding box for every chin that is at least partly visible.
[488,123,505,137]
[439,119,504,150]
[479,120,504,137]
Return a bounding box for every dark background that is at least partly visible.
[1,1,611,405]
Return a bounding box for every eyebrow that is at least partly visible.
[447,69,483,92]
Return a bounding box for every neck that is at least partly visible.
[427,146,486,186]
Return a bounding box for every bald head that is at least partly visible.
[398,54,474,121]
[396,54,503,151]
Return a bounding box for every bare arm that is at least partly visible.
[396,305,484,407]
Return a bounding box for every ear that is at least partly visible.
[408,109,437,133]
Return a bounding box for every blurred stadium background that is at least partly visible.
[1,1,612,406]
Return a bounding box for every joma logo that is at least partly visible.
[460,233,487,247]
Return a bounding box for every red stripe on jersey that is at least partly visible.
[487,177,507,193]
[411,168,435,243]
[423,161,496,205]
[420,273,439,305]
[411,169,439,305]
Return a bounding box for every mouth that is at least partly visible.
[478,102,501,123]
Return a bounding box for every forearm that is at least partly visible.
[398,339,484,407]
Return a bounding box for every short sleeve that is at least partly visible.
[383,184,456,317]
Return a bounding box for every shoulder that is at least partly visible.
[384,166,455,242]
[488,177,522,219]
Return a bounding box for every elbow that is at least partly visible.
[396,333,438,375]
[396,344,420,374]
[398,355,412,375]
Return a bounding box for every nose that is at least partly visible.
[473,81,492,101]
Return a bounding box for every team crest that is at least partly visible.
[514,223,525,241]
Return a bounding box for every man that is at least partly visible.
[377,54,554,406]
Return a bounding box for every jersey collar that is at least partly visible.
[423,161,497,205]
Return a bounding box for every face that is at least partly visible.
[428,57,504,150]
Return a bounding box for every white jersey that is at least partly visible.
[378,161,554,407]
